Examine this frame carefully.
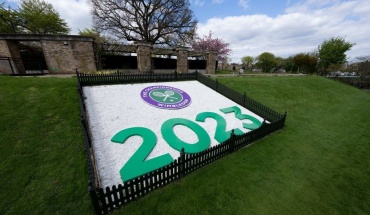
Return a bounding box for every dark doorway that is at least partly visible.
[19,41,48,74]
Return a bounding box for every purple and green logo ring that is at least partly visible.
[141,85,191,109]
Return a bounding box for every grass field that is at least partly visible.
[216,70,234,74]
[0,75,369,215]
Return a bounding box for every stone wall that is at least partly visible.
[0,40,26,74]
[0,34,217,75]
[0,40,11,57]
[135,43,217,74]
[0,35,96,74]
[206,51,217,74]
[176,47,189,73]
[136,42,152,73]
[0,40,13,74]
[41,40,96,74]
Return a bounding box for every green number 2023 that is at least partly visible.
[111,106,262,182]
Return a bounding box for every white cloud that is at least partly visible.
[42,0,92,35]
[191,0,205,7]
[197,0,370,63]
[238,0,250,11]
[7,0,368,63]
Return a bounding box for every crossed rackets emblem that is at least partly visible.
[141,85,191,109]
[151,90,182,103]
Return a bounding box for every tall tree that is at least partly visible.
[90,0,197,46]
[192,31,232,63]
[19,0,70,34]
[292,53,318,74]
[318,36,355,75]
[255,52,277,73]
[283,56,297,73]
[0,3,22,33]
[275,56,286,72]
[241,55,255,72]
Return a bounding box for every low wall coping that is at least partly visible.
[0,34,94,42]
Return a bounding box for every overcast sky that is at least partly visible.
[4,0,370,63]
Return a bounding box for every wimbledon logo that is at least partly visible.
[141,85,191,109]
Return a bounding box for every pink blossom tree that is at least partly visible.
[192,31,232,63]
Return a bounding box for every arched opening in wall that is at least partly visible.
[152,54,177,73]
[188,53,208,74]
[98,43,138,73]
[188,56,206,74]
[19,41,48,74]
[100,53,138,72]
[97,43,217,74]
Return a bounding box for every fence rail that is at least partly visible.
[197,73,285,122]
[77,70,197,86]
[77,71,287,214]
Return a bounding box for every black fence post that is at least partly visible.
[75,68,80,84]
[180,147,185,178]
[216,78,218,91]
[229,129,236,153]
[88,184,102,215]
[174,70,178,80]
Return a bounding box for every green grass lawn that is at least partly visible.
[1,75,369,215]
[216,70,234,74]
[0,76,91,214]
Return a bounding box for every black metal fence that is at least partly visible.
[196,74,285,122]
[77,71,287,214]
[77,71,197,86]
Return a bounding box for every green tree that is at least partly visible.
[318,36,355,75]
[283,56,297,73]
[0,3,22,33]
[241,55,255,72]
[78,28,108,44]
[292,53,318,74]
[19,0,70,34]
[275,56,286,72]
[255,52,277,73]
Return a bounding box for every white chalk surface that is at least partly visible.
[83,81,264,188]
